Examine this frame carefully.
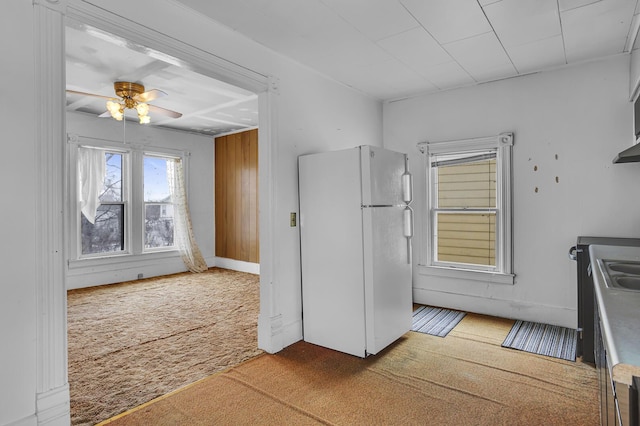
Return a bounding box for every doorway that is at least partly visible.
[62,11,269,425]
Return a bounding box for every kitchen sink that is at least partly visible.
[607,262,640,275]
[613,276,640,290]
[601,260,640,291]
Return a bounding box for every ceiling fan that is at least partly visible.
[67,81,183,124]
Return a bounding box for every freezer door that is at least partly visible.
[360,146,406,206]
[362,205,413,355]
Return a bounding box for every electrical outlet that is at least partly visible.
[290,212,296,227]
[137,273,143,279]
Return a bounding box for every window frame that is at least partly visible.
[431,150,497,271]
[418,133,514,284]
[77,147,131,259]
[142,152,179,253]
[67,135,188,266]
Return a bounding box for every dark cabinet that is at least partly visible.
[571,237,640,364]
[595,303,639,425]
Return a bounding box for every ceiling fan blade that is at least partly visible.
[134,89,167,103]
[66,89,115,101]
[98,111,111,118]
[148,104,182,119]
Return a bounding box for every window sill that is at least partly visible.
[418,264,515,285]
[68,249,180,271]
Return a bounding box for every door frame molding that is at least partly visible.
[33,1,280,422]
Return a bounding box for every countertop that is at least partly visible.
[589,244,640,385]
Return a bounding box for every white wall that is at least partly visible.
[78,0,382,349]
[65,111,215,289]
[1,1,381,424]
[0,1,37,424]
[384,54,640,328]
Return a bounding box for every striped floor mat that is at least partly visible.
[411,306,466,337]
[502,320,577,361]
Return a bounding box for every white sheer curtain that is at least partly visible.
[78,146,105,224]
[167,158,208,273]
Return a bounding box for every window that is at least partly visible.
[144,155,175,249]
[81,151,127,255]
[419,133,513,282]
[71,139,183,261]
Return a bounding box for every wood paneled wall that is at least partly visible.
[215,129,259,263]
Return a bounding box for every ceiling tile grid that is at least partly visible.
[180,0,639,99]
[68,0,640,132]
[400,0,493,44]
[560,0,638,62]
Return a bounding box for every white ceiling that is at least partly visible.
[66,0,640,136]
[176,0,640,100]
[65,22,259,137]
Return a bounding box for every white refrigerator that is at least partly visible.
[298,145,413,358]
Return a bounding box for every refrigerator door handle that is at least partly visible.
[403,207,413,238]
[402,172,413,204]
[402,154,413,205]
[404,206,413,264]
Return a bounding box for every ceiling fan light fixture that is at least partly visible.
[136,102,149,116]
[136,103,150,124]
[71,81,180,124]
[106,100,124,120]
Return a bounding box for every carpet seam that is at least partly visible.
[220,373,335,425]
[366,367,507,407]
[71,323,221,363]
[416,343,588,394]
[95,353,270,425]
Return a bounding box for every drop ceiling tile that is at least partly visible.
[483,0,561,48]
[558,0,602,12]
[320,0,420,41]
[400,0,493,44]
[561,0,637,62]
[444,31,517,82]
[291,24,396,75]
[177,0,254,30]
[334,59,438,99]
[211,0,349,64]
[420,61,475,89]
[377,27,453,69]
[505,35,566,73]
[260,0,338,35]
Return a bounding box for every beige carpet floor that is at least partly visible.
[99,313,599,426]
[67,267,262,426]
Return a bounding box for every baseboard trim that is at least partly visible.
[36,384,70,425]
[214,257,260,274]
[66,256,189,289]
[281,318,303,348]
[413,288,576,329]
[258,313,283,354]
[5,414,37,426]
